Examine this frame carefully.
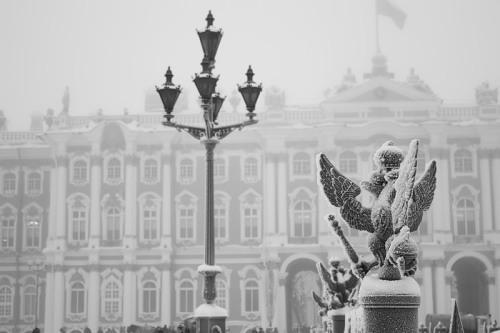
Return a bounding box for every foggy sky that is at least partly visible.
[1,0,499,131]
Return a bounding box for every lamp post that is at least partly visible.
[28,258,45,331]
[157,11,262,333]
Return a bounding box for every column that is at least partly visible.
[123,265,136,325]
[433,260,447,313]
[496,258,500,319]
[87,265,100,332]
[55,155,68,249]
[161,265,172,325]
[429,148,452,244]
[43,268,54,333]
[277,154,288,238]
[479,150,493,232]
[486,270,497,319]
[124,154,138,248]
[492,150,500,231]
[161,154,172,248]
[53,266,65,332]
[264,154,277,235]
[421,260,434,316]
[48,163,58,243]
[89,155,102,248]
[274,273,287,331]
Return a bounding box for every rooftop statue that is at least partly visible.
[475,81,498,105]
[407,68,434,95]
[317,140,437,280]
[336,68,357,93]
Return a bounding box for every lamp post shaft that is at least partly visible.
[203,138,219,304]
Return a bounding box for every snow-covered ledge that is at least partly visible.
[194,303,228,318]
[198,264,223,275]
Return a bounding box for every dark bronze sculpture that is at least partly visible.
[317,140,437,280]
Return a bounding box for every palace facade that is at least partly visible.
[1,55,499,333]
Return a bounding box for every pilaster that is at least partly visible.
[433,258,447,313]
[89,155,102,249]
[87,264,100,332]
[53,266,65,332]
[124,154,138,248]
[122,263,136,325]
[491,149,500,232]
[43,269,55,333]
[421,259,434,316]
[277,153,288,242]
[55,155,68,250]
[264,152,277,236]
[161,264,172,325]
[161,153,173,248]
[429,148,452,244]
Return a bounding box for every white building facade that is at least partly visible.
[0,57,499,333]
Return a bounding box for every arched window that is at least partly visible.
[293,201,313,238]
[106,208,122,241]
[456,198,476,236]
[71,205,87,242]
[454,150,473,173]
[180,159,194,180]
[0,286,13,317]
[179,280,194,314]
[70,282,85,314]
[143,204,158,241]
[339,151,357,174]
[107,158,122,181]
[74,160,88,183]
[293,153,310,176]
[144,159,158,182]
[23,285,36,317]
[103,282,121,316]
[244,280,259,313]
[1,213,16,250]
[244,157,258,179]
[27,173,42,194]
[215,279,227,309]
[3,173,16,195]
[142,281,157,314]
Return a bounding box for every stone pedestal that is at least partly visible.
[194,304,228,333]
[326,309,347,333]
[359,275,421,333]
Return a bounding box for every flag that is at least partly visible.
[377,0,407,29]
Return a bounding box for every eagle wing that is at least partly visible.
[317,153,374,232]
[392,139,419,233]
[406,160,437,232]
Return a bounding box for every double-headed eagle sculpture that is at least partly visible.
[317,140,437,280]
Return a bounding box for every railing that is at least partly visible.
[0,131,42,144]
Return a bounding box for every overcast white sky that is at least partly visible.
[1,0,499,131]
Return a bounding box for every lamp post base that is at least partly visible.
[194,303,228,333]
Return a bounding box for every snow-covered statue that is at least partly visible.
[317,140,437,281]
[475,81,498,105]
[406,68,434,95]
[312,256,359,315]
[336,68,357,93]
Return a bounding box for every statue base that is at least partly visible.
[325,308,347,333]
[358,275,421,333]
[194,303,228,333]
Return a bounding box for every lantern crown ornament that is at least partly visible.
[238,66,263,120]
[156,66,182,123]
[197,10,223,64]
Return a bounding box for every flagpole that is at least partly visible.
[375,0,380,54]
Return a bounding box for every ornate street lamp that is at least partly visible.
[157,11,262,333]
[28,259,45,331]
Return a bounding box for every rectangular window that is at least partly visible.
[1,217,15,249]
[244,208,259,239]
[180,208,194,239]
[144,209,158,241]
[26,221,40,248]
[72,210,86,241]
[214,207,226,240]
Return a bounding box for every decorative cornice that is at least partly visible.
[55,155,69,165]
[161,154,172,165]
[90,155,103,165]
